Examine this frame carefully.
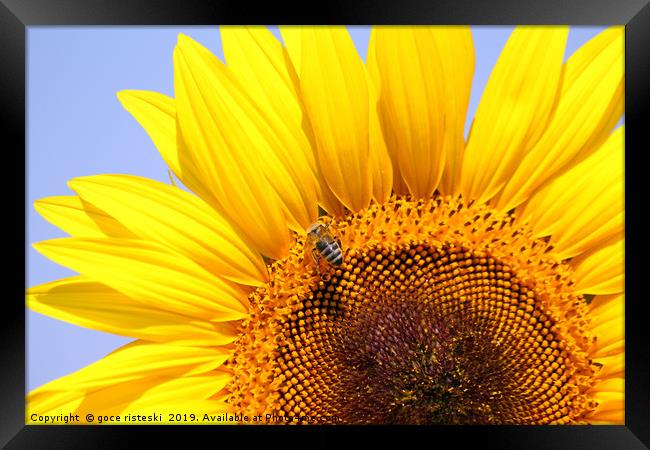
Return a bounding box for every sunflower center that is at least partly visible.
[308,246,533,425]
[226,196,598,424]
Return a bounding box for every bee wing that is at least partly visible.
[302,236,316,267]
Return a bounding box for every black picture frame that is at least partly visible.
[4,0,648,447]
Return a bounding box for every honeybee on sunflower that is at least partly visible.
[28,25,623,425]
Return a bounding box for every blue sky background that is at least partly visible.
[26,25,611,392]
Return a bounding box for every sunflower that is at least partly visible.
[27,25,624,425]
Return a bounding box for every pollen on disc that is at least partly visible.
[225,196,597,424]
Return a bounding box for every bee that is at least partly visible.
[305,221,344,268]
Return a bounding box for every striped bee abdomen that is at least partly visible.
[306,221,344,268]
[316,239,343,266]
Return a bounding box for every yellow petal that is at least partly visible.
[124,374,231,408]
[34,196,136,239]
[587,379,624,423]
[460,27,568,204]
[27,388,231,424]
[28,340,231,414]
[594,353,624,379]
[69,174,268,287]
[279,26,302,76]
[368,105,393,204]
[175,34,320,258]
[298,26,373,212]
[590,293,624,326]
[48,341,230,391]
[496,27,624,211]
[516,127,624,259]
[571,237,624,295]
[588,294,624,358]
[433,27,475,194]
[592,390,623,408]
[173,47,282,256]
[74,374,231,420]
[221,26,303,139]
[592,340,625,360]
[591,323,624,358]
[366,66,393,204]
[368,26,444,198]
[33,237,249,321]
[27,276,239,346]
[590,377,624,395]
[126,401,233,423]
[116,90,214,202]
[27,389,85,419]
[369,26,474,198]
[436,27,475,195]
[281,26,362,214]
[220,26,343,217]
[591,319,624,344]
[588,411,624,424]
[366,30,408,198]
[27,341,231,416]
[220,27,322,225]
